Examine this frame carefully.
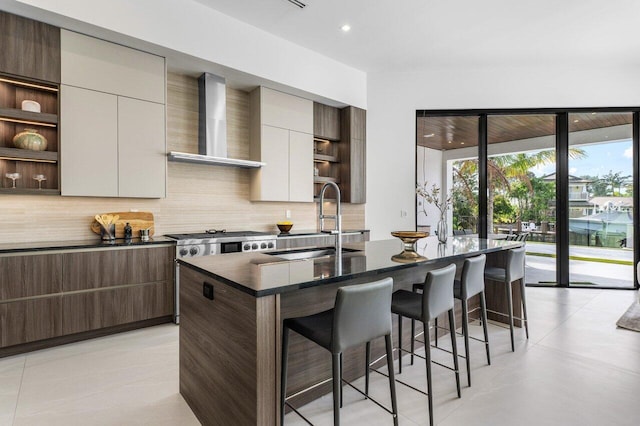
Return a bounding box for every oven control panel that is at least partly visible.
[176,243,217,258]
[242,240,276,252]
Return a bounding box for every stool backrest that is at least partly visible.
[461,254,486,299]
[332,277,393,353]
[422,263,457,321]
[507,246,526,282]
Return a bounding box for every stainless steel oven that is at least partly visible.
[164,230,277,324]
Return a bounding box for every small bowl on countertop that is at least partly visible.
[277,223,293,233]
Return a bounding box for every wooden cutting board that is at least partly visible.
[90,211,155,238]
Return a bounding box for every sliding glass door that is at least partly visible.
[416,109,639,290]
[487,114,557,285]
[568,112,635,288]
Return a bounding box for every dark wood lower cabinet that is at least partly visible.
[0,244,175,356]
[0,296,62,347]
[63,281,174,335]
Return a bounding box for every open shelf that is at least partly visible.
[0,74,59,195]
[0,147,58,162]
[314,176,340,184]
[0,188,58,195]
[0,107,58,125]
[314,154,338,163]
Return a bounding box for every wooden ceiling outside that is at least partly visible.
[417,113,633,150]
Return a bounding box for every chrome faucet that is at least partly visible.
[318,181,342,255]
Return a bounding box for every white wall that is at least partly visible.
[416,146,442,227]
[367,63,640,240]
[4,0,366,108]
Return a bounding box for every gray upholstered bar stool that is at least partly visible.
[455,254,490,386]
[391,264,460,426]
[484,245,528,352]
[281,277,399,426]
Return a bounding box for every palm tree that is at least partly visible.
[452,148,586,231]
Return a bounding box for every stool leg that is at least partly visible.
[340,353,344,408]
[461,298,471,387]
[423,321,434,426]
[506,280,515,352]
[448,309,461,398]
[385,334,399,426]
[480,291,491,365]
[434,316,439,347]
[520,279,529,339]
[365,341,371,398]
[398,314,403,374]
[281,326,289,426]
[410,319,415,365]
[332,352,341,426]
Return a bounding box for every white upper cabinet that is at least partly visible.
[61,30,165,103]
[249,87,313,202]
[60,30,166,198]
[260,87,313,134]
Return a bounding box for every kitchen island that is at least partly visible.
[177,236,523,425]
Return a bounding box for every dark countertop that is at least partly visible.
[177,236,523,297]
[0,236,175,254]
[275,229,368,238]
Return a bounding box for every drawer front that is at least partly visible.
[62,281,173,335]
[63,246,174,291]
[0,297,62,347]
[0,254,62,301]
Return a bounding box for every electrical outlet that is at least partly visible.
[400,210,407,218]
[285,210,291,219]
[203,282,214,300]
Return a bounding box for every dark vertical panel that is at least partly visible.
[556,113,569,287]
[633,112,640,289]
[478,114,488,239]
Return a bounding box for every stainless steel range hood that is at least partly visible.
[168,73,265,168]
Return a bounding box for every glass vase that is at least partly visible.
[437,215,448,243]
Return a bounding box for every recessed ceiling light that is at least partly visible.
[461,142,465,145]
[573,119,580,123]
[341,24,351,32]
[424,133,435,138]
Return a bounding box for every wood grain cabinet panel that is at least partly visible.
[0,11,60,83]
[340,106,367,204]
[62,281,173,335]
[0,253,62,301]
[179,266,276,425]
[313,102,340,141]
[0,296,62,347]
[62,246,174,291]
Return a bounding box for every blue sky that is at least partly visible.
[533,139,633,178]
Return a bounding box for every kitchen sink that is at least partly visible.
[266,246,361,261]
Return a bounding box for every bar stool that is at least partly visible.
[484,245,528,352]
[411,255,490,387]
[281,277,399,426]
[391,264,460,426]
[455,254,490,386]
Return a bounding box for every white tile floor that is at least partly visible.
[1,288,639,425]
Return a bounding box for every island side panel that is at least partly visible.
[485,250,524,327]
[179,266,277,426]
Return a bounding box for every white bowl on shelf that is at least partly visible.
[21,100,41,113]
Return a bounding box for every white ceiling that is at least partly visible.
[195,0,640,73]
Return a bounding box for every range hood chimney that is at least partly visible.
[168,73,265,168]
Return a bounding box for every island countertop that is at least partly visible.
[177,236,523,297]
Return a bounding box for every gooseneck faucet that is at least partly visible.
[318,181,342,255]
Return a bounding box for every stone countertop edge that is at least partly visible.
[177,238,524,298]
[176,255,420,298]
[0,237,176,254]
[274,229,369,238]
